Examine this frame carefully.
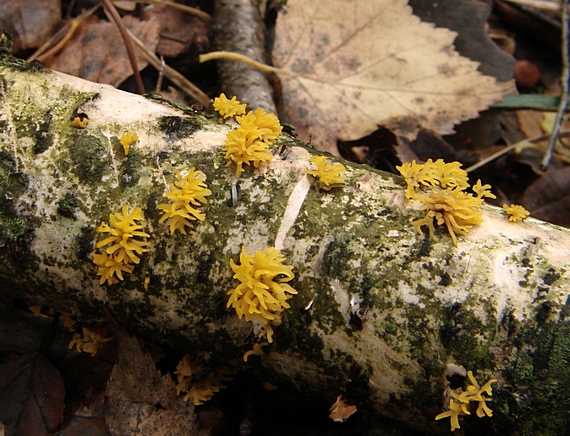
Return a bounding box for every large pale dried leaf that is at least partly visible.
[47,16,159,88]
[272,0,515,153]
[409,0,515,82]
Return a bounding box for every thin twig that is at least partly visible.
[119,0,213,23]
[505,0,565,11]
[155,56,165,93]
[27,4,101,62]
[541,0,569,169]
[102,0,145,94]
[466,130,570,173]
[126,29,210,105]
[35,20,81,64]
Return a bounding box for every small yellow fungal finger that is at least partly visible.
[120,132,138,156]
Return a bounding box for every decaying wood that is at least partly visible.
[1,55,569,434]
[213,0,276,113]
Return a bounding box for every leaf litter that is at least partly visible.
[0,353,65,435]
[272,0,515,154]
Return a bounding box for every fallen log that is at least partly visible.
[1,45,569,434]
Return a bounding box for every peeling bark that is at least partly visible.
[1,56,570,435]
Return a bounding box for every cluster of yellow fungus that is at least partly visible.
[29,304,42,317]
[93,205,151,285]
[59,311,77,332]
[243,341,268,362]
[175,354,233,405]
[68,327,113,357]
[227,247,297,343]
[158,168,212,235]
[71,113,88,128]
[120,132,138,156]
[435,370,497,431]
[503,204,530,222]
[397,159,496,246]
[306,155,347,190]
[213,93,247,119]
[214,94,282,176]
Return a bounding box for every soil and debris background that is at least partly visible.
[0,0,568,435]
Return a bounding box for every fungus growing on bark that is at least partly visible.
[397,159,496,246]
[213,93,247,119]
[119,132,138,155]
[306,155,347,190]
[218,94,282,176]
[93,205,150,284]
[227,247,297,343]
[503,204,530,222]
[435,370,497,431]
[158,168,212,235]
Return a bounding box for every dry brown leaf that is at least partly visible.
[328,395,357,422]
[142,4,210,58]
[0,353,65,435]
[47,15,159,88]
[0,0,61,50]
[105,323,199,435]
[272,0,515,154]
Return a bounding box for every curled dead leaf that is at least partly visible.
[329,395,357,422]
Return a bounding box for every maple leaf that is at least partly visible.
[271,0,515,153]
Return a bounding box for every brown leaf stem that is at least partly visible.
[102,0,145,94]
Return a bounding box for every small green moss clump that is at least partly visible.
[70,133,109,183]
[57,192,83,219]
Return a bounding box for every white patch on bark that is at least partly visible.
[105,135,120,188]
[275,174,311,250]
[0,78,23,172]
[329,277,351,321]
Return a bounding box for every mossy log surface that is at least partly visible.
[1,56,570,434]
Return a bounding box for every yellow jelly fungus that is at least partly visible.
[96,205,150,264]
[59,311,77,332]
[236,108,282,144]
[435,399,466,431]
[224,127,275,176]
[174,354,233,405]
[29,305,42,317]
[227,247,297,343]
[397,159,495,246]
[93,205,150,285]
[213,93,247,119]
[71,114,88,128]
[503,204,530,222]
[243,342,268,362]
[158,168,212,235]
[435,370,497,431]
[221,98,282,176]
[306,156,347,190]
[120,132,138,156]
[93,252,135,285]
[68,327,113,357]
